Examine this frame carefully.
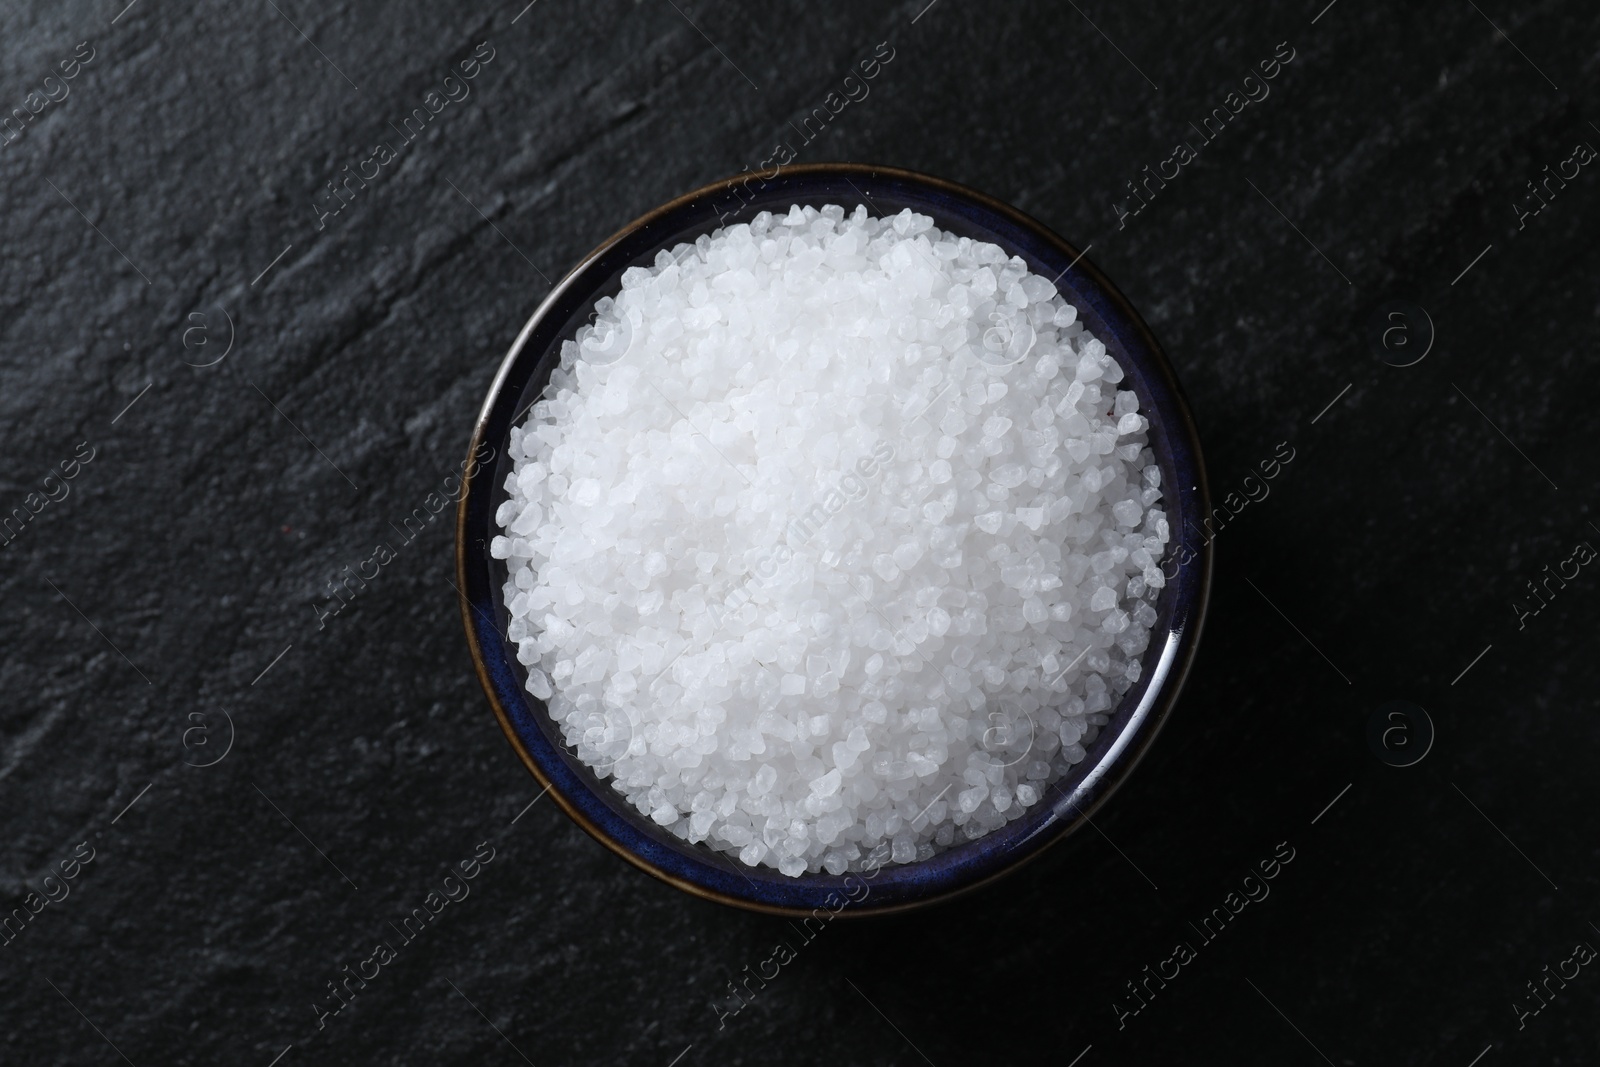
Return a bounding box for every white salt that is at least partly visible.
[497,204,1168,877]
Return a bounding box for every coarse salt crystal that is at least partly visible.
[496,205,1169,877]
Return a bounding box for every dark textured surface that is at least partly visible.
[2,1,1597,1064]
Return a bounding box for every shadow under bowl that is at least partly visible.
[456,163,1212,917]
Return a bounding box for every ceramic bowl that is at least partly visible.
[457,163,1211,916]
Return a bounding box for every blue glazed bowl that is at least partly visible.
[457,163,1211,916]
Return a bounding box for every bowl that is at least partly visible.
[456,163,1211,916]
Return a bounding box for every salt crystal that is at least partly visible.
[496,205,1169,877]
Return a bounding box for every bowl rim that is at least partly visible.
[456,161,1212,917]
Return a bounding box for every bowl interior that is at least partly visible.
[458,164,1209,915]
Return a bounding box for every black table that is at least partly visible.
[3,1,1597,1063]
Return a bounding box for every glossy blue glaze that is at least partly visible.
[457,164,1211,916]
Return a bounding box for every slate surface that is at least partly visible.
[2,1,1598,1064]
